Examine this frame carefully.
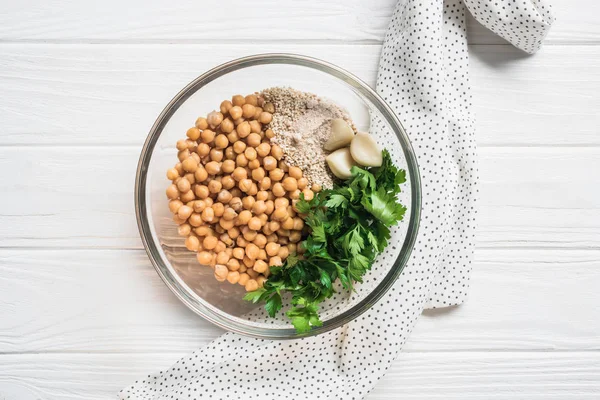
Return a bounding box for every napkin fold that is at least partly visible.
[120,1,553,398]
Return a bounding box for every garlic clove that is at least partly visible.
[324,119,355,151]
[350,132,383,167]
[326,148,358,179]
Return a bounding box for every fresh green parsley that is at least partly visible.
[244,150,407,333]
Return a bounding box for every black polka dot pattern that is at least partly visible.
[120,1,554,398]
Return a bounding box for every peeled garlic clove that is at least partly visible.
[326,148,357,179]
[350,132,383,167]
[324,119,355,151]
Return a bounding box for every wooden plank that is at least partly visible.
[0,146,598,249]
[1,248,598,354]
[0,352,598,400]
[0,0,597,44]
[0,44,598,146]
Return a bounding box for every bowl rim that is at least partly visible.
[135,53,421,339]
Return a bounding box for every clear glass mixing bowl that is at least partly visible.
[135,54,421,339]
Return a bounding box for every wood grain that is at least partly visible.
[1,44,598,146]
[0,248,598,354]
[0,146,598,249]
[0,0,598,44]
[0,352,598,400]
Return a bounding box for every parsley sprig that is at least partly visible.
[244,150,407,333]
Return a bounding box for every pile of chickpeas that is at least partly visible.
[165,93,320,292]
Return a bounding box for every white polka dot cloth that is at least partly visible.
[120,1,554,398]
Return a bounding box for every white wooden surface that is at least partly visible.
[0,1,599,399]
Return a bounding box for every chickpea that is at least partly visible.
[228,227,240,239]
[289,231,302,243]
[176,139,188,151]
[259,112,273,124]
[229,168,246,184]
[197,251,213,265]
[274,197,289,209]
[296,177,308,190]
[208,149,222,162]
[279,160,289,172]
[166,184,179,200]
[180,190,195,203]
[302,189,315,201]
[242,104,256,119]
[232,95,245,107]
[178,224,192,236]
[185,235,200,251]
[269,168,284,181]
[229,197,242,212]
[229,105,243,120]
[192,200,206,213]
[263,156,277,171]
[196,226,214,237]
[272,182,286,197]
[203,235,218,250]
[288,189,300,200]
[270,256,283,267]
[256,275,267,288]
[197,142,210,157]
[281,217,294,230]
[277,246,290,259]
[167,168,180,180]
[245,243,260,260]
[175,163,184,176]
[204,197,214,207]
[270,144,283,160]
[238,273,250,286]
[168,199,183,214]
[201,207,214,222]
[287,243,297,255]
[182,157,198,172]
[216,251,230,265]
[232,247,245,260]
[227,258,240,271]
[215,224,225,234]
[188,152,199,163]
[258,213,269,226]
[195,184,209,199]
[311,183,322,193]
[255,142,270,157]
[242,256,255,269]
[244,147,257,162]
[222,207,237,221]
[245,276,259,291]
[284,166,301,179]
[204,161,220,175]
[214,264,228,282]
[192,167,207,184]
[247,159,260,170]
[248,217,262,231]
[237,121,251,138]
[245,94,258,106]
[235,153,248,167]
[200,129,216,144]
[237,209,252,225]
[173,214,187,225]
[265,242,280,257]
[259,177,272,191]
[253,107,263,120]
[278,228,291,237]
[212,203,224,217]
[213,134,228,149]
[265,200,275,215]
[189,213,203,227]
[262,224,273,236]
[249,120,262,133]
[246,133,261,148]
[269,221,281,232]
[230,187,243,198]
[242,227,258,242]
[217,190,232,204]
[195,117,209,130]
[208,180,222,194]
[177,205,193,220]
[217,160,233,175]
[253,260,268,274]
[219,217,234,230]
[185,127,200,141]
[220,233,233,246]
[239,179,253,193]
[207,111,224,128]
[265,128,275,139]
[253,233,267,247]
[256,190,269,201]
[247,182,258,196]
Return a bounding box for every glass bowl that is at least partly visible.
[135,54,421,339]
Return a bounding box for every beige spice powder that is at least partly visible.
[260,87,355,189]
